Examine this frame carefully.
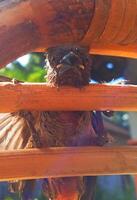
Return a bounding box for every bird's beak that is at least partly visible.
[57,63,85,76]
[57,64,74,75]
[79,64,85,70]
[57,51,85,76]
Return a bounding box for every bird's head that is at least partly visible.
[45,45,92,87]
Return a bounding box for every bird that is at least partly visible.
[0,45,110,200]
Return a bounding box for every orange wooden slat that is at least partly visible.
[98,0,126,43]
[91,43,137,58]
[0,83,137,112]
[81,0,111,45]
[0,146,137,181]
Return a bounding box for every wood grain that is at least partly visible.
[98,0,126,43]
[0,146,137,181]
[1,0,137,66]
[121,0,137,44]
[91,43,137,58]
[113,0,137,43]
[81,0,111,45]
[0,0,94,66]
[0,83,137,112]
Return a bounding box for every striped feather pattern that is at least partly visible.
[0,113,31,150]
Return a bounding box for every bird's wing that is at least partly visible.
[0,111,38,194]
[0,76,32,150]
[0,74,35,194]
[0,112,32,150]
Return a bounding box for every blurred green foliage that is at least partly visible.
[4,193,48,200]
[0,53,46,82]
[4,198,13,200]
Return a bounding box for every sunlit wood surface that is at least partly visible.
[0,146,136,181]
[0,83,137,112]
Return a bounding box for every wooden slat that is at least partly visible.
[113,0,137,44]
[91,43,137,58]
[0,146,137,181]
[81,0,111,45]
[0,83,137,112]
[98,0,126,43]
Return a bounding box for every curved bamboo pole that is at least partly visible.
[0,0,137,67]
[0,0,94,66]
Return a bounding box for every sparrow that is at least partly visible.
[0,45,110,200]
